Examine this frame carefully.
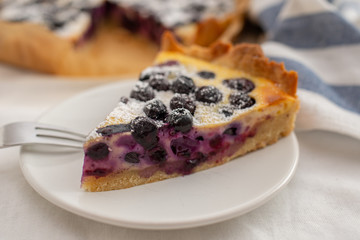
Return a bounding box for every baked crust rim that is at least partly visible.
[161,31,298,97]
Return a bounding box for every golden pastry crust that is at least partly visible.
[0,0,249,77]
[0,21,71,74]
[161,31,298,97]
[0,21,159,77]
[176,0,249,46]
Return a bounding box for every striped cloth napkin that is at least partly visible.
[250,0,360,139]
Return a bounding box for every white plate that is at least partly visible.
[20,80,299,230]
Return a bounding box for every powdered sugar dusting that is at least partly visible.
[140,64,189,80]
[55,12,90,39]
[87,59,258,141]
[0,0,104,39]
[0,0,234,39]
[109,0,235,28]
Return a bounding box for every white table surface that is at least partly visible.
[1,65,359,240]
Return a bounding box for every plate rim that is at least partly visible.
[19,80,299,230]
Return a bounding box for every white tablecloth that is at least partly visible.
[1,65,359,240]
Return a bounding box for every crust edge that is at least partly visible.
[174,0,249,47]
[161,31,298,97]
[0,21,72,74]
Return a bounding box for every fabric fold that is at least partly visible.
[250,0,360,139]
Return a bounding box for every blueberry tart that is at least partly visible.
[81,32,299,191]
[0,0,248,76]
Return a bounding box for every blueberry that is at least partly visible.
[149,74,170,91]
[49,21,65,30]
[170,136,198,158]
[197,71,216,79]
[170,75,195,94]
[125,152,140,164]
[223,127,237,136]
[120,96,129,103]
[130,83,155,102]
[170,94,196,115]
[222,78,255,93]
[148,146,167,164]
[139,71,164,81]
[96,124,131,136]
[157,60,179,67]
[196,136,204,141]
[166,108,193,133]
[184,152,207,172]
[229,92,256,109]
[130,117,158,149]
[139,73,151,81]
[189,3,206,13]
[191,16,200,23]
[185,159,198,168]
[86,143,109,160]
[143,99,168,121]
[209,135,223,149]
[195,86,223,104]
[84,168,112,177]
[219,106,234,117]
[139,70,151,81]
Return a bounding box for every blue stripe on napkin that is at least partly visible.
[257,2,284,31]
[270,57,360,114]
[252,0,360,138]
[271,12,360,48]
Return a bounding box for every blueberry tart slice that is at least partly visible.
[81,32,299,191]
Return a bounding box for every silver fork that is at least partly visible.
[0,122,87,149]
